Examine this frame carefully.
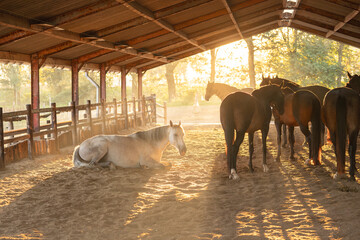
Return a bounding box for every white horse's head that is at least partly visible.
[169,120,187,156]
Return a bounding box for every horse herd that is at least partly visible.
[205,73,360,181]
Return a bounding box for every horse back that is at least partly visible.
[292,90,321,124]
[300,85,329,104]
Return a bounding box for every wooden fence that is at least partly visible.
[0,95,167,169]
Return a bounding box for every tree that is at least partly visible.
[165,62,179,102]
[245,37,256,88]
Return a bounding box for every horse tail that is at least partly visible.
[73,146,88,167]
[310,97,322,164]
[335,95,347,173]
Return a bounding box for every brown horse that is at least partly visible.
[346,72,360,94]
[204,82,253,101]
[220,85,284,179]
[273,87,322,165]
[322,87,360,181]
[260,75,329,146]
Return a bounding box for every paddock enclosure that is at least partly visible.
[0,124,360,239]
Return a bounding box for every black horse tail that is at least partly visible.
[336,95,347,172]
[310,97,322,164]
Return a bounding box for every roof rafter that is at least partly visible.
[325,5,360,38]
[220,0,244,39]
[0,11,170,63]
[124,0,268,46]
[117,0,206,51]
[37,41,78,58]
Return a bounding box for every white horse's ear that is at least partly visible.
[179,121,181,126]
[170,120,173,127]
[347,71,352,79]
[262,74,264,80]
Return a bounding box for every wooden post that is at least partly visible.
[0,108,5,169]
[86,100,93,136]
[101,99,106,134]
[113,98,118,133]
[133,97,137,127]
[121,66,127,101]
[100,63,106,102]
[124,98,128,129]
[71,60,79,106]
[164,102,167,125]
[31,54,40,132]
[51,103,59,152]
[26,104,34,160]
[71,101,78,145]
[152,94,156,125]
[141,95,146,126]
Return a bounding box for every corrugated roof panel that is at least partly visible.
[50,44,100,60]
[0,34,64,54]
[0,0,99,20]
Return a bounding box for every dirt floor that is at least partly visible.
[1,117,360,239]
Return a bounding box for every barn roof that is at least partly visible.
[0,0,359,72]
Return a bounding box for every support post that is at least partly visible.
[121,66,127,101]
[71,60,79,106]
[86,100,93,136]
[113,98,118,133]
[26,104,34,159]
[31,54,40,132]
[101,99,106,134]
[152,94,156,125]
[100,63,106,102]
[137,68,143,111]
[71,101,78,145]
[141,95,146,126]
[124,98,128,129]
[51,103,59,152]
[133,97,137,127]
[0,108,4,169]
[164,102,167,125]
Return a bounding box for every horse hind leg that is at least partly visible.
[230,131,245,179]
[348,130,358,181]
[261,126,270,172]
[288,126,295,161]
[248,132,255,172]
[298,123,312,165]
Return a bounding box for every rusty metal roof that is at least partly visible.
[0,0,359,72]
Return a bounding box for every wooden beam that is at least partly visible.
[118,0,206,51]
[0,12,170,64]
[77,49,112,63]
[97,0,216,37]
[0,30,34,46]
[220,0,244,39]
[106,55,135,68]
[326,6,360,38]
[323,0,360,10]
[37,41,77,58]
[125,0,268,46]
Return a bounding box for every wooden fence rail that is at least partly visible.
[0,95,166,169]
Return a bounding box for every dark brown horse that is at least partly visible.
[273,87,322,165]
[346,72,360,94]
[220,85,284,179]
[260,75,329,146]
[322,87,360,181]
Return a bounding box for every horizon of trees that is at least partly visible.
[1,28,360,111]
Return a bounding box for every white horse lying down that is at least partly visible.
[73,121,186,169]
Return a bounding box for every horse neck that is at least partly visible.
[213,83,238,100]
[134,126,170,151]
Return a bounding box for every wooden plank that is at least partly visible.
[26,104,34,160]
[0,108,4,169]
[86,100,93,136]
[51,103,59,152]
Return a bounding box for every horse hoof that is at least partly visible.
[263,164,269,173]
[290,157,295,161]
[305,159,312,165]
[275,157,280,162]
[333,172,346,180]
[229,169,239,180]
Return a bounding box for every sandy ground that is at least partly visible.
[1,119,360,239]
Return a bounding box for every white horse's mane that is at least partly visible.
[130,125,170,143]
